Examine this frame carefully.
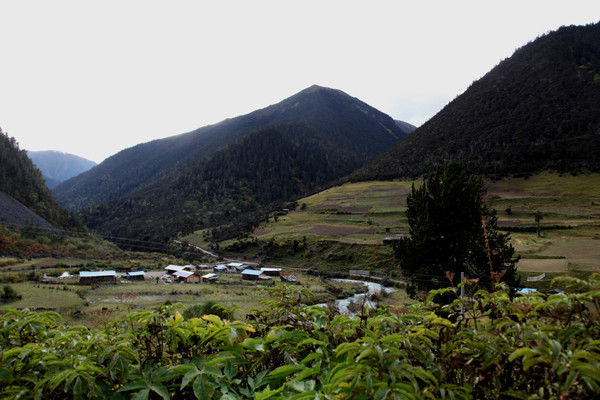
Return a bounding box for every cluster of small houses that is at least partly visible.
[77,262,293,285]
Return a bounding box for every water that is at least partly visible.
[316,278,396,314]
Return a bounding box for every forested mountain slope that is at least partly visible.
[354,23,600,180]
[82,124,381,242]
[0,129,80,229]
[55,85,408,210]
[27,150,96,188]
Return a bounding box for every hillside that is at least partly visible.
[0,191,57,231]
[55,85,408,210]
[186,172,600,275]
[27,150,96,188]
[354,23,600,180]
[82,124,393,242]
[394,120,417,134]
[0,129,81,229]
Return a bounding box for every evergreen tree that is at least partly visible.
[393,162,520,295]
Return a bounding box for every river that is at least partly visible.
[316,278,396,314]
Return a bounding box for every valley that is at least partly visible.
[2,17,600,398]
[0,256,410,327]
[183,172,600,289]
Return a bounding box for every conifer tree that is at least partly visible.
[393,162,520,295]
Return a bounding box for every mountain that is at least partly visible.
[394,120,417,135]
[0,129,81,229]
[55,85,408,210]
[84,123,387,241]
[27,151,96,189]
[354,23,600,180]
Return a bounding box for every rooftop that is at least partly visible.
[165,265,186,271]
[228,262,245,267]
[174,271,194,278]
[517,288,538,295]
[79,271,116,278]
[242,269,264,276]
[127,271,146,276]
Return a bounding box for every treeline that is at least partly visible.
[81,124,367,243]
[355,23,600,180]
[0,129,82,229]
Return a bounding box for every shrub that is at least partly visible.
[2,281,600,399]
[0,285,22,302]
[183,301,234,320]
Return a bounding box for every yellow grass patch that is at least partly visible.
[518,258,568,272]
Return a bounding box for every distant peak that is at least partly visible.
[298,84,347,98]
[303,84,330,93]
[307,84,325,90]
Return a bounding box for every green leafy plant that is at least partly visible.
[2,281,600,399]
[183,301,234,321]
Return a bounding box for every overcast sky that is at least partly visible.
[1,1,599,163]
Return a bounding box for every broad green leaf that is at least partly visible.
[268,365,305,381]
[131,389,150,400]
[149,383,170,400]
[508,348,534,362]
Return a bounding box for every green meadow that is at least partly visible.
[2,272,375,327]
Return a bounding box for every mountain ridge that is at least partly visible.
[353,23,600,180]
[55,85,409,210]
[27,150,96,188]
[82,123,375,241]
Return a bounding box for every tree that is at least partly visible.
[393,162,519,296]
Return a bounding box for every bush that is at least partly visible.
[2,282,600,399]
[183,301,234,320]
[0,285,22,302]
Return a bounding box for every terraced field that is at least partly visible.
[248,180,416,245]
[186,172,600,274]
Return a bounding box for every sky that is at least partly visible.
[1,1,599,163]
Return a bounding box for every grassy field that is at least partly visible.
[0,253,189,285]
[5,283,85,309]
[1,272,371,327]
[184,172,600,277]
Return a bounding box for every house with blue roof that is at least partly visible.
[214,264,229,273]
[241,269,270,281]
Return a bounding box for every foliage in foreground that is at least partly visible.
[2,276,600,399]
[183,301,234,321]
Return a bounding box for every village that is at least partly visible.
[8,259,387,327]
[74,262,294,285]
